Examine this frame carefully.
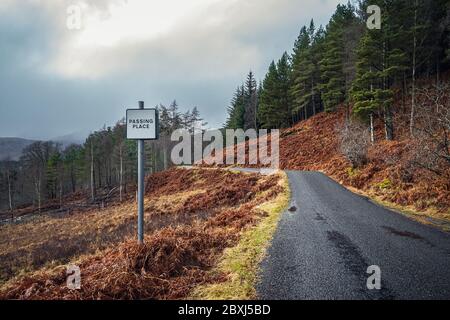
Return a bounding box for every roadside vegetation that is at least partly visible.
[0,168,286,299]
[190,171,289,300]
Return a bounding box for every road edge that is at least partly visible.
[188,171,290,300]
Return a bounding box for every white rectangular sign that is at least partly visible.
[126,108,159,140]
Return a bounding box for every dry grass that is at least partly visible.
[189,171,290,300]
[0,168,285,300]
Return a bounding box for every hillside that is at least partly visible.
[0,134,85,162]
[51,131,88,148]
[0,138,35,161]
[217,87,450,225]
[277,108,450,224]
[0,168,288,299]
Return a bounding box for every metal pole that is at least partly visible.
[137,101,145,244]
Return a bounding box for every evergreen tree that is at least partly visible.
[290,20,325,121]
[223,0,450,140]
[46,151,62,200]
[276,52,293,128]
[258,53,292,128]
[310,24,326,115]
[63,144,84,193]
[290,25,313,119]
[244,71,258,130]
[320,3,359,112]
[401,0,449,135]
[351,31,383,142]
[258,61,280,128]
[351,0,409,141]
[225,86,245,129]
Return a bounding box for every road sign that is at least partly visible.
[126,102,159,244]
[126,108,159,140]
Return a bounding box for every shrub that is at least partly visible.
[338,121,370,168]
[411,84,450,179]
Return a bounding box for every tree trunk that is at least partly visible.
[163,146,168,170]
[119,144,123,202]
[402,72,407,110]
[382,39,394,141]
[9,170,13,221]
[71,167,76,193]
[35,177,41,214]
[345,101,351,124]
[7,170,13,212]
[370,113,375,145]
[384,106,394,141]
[59,180,63,208]
[369,68,375,141]
[311,80,316,116]
[153,146,157,173]
[90,143,95,201]
[410,0,417,137]
[38,178,41,213]
[97,165,102,189]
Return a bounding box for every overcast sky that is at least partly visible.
[0,0,346,141]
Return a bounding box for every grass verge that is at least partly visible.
[189,171,290,300]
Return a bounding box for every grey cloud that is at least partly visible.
[0,0,345,140]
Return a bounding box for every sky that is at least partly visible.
[0,0,347,141]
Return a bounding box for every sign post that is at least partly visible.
[126,101,159,244]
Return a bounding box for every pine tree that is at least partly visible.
[351,0,409,141]
[244,71,258,130]
[310,24,326,116]
[276,52,293,128]
[351,31,383,143]
[320,3,359,112]
[291,20,325,121]
[258,53,292,128]
[63,144,83,193]
[401,0,449,135]
[290,25,313,119]
[225,86,245,129]
[46,151,63,201]
[258,62,279,129]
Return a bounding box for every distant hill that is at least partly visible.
[0,131,86,162]
[0,138,36,161]
[51,131,88,149]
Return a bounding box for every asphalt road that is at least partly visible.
[257,171,450,300]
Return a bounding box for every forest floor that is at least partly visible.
[0,168,288,299]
